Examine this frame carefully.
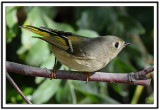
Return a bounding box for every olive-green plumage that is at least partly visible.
[20,25,130,72]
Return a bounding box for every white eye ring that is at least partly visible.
[113,42,120,49]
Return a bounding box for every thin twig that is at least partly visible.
[6,61,153,86]
[6,72,32,104]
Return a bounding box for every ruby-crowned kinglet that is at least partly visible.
[20,25,130,83]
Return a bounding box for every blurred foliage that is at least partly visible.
[6,6,154,104]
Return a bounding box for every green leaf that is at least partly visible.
[25,40,50,66]
[73,81,98,95]
[55,86,63,103]
[42,15,75,32]
[73,81,119,104]
[6,6,19,43]
[23,7,48,26]
[145,94,154,104]
[76,7,116,32]
[20,27,38,50]
[110,83,128,97]
[6,6,18,28]
[6,26,17,43]
[31,79,61,104]
[40,54,55,69]
[35,54,55,84]
[16,87,34,101]
[118,15,145,35]
[55,80,72,103]
[35,77,45,85]
[20,7,50,50]
[114,58,136,73]
[76,29,99,38]
[98,58,116,72]
[79,97,92,104]
[99,82,108,96]
[106,21,125,36]
[68,81,77,104]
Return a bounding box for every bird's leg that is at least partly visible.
[50,57,57,80]
[85,72,90,84]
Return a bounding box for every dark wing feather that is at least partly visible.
[40,26,85,37]
[39,26,94,59]
[21,25,93,59]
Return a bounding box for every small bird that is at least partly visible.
[20,25,130,83]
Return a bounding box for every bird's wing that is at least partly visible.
[20,25,93,60]
[40,26,84,37]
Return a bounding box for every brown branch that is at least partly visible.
[6,61,153,86]
[6,72,32,104]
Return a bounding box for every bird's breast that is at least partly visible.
[50,45,110,72]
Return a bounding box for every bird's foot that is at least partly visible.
[85,72,90,84]
[50,65,56,80]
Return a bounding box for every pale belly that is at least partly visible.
[50,45,109,72]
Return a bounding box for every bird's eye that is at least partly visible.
[114,42,119,48]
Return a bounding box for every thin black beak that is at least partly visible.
[124,42,131,46]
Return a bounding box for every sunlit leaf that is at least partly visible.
[31,79,61,104]
[25,40,50,66]
[6,6,18,43]
[76,29,99,38]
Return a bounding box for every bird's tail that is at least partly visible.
[20,25,71,51]
[19,25,53,37]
